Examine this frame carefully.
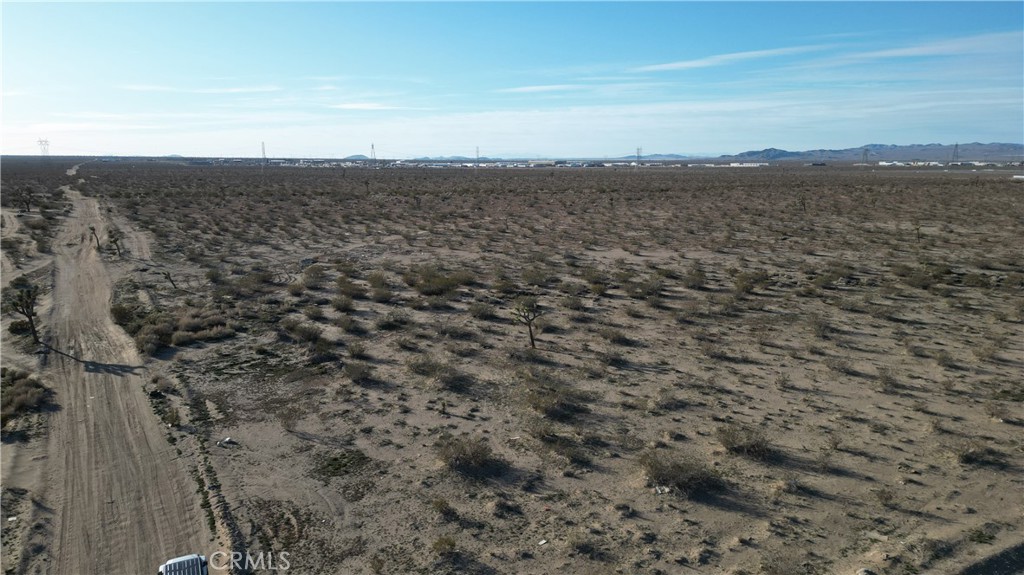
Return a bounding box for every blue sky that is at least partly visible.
[2,2,1021,158]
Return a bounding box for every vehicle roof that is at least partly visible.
[160,554,207,575]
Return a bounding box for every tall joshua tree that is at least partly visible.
[3,281,42,344]
[88,225,101,250]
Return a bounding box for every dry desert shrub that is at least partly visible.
[403,263,471,297]
[951,439,1006,467]
[434,434,506,478]
[597,327,635,346]
[522,369,593,422]
[302,264,327,289]
[733,269,770,295]
[715,423,773,459]
[302,305,325,321]
[430,535,457,557]
[638,450,725,498]
[336,276,368,299]
[467,301,496,320]
[807,314,832,339]
[428,498,458,521]
[334,314,367,335]
[682,261,707,290]
[343,361,374,385]
[376,310,413,331]
[366,270,388,290]
[1,368,52,427]
[407,356,447,377]
[875,366,899,393]
[331,295,354,312]
[347,341,369,360]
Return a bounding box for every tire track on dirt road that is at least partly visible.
[20,188,210,573]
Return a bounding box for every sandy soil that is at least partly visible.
[3,186,211,573]
[66,164,1013,575]
[4,161,1022,575]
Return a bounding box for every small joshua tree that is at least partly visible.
[511,296,546,349]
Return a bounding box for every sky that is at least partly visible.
[2,1,1022,158]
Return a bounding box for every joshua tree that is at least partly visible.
[14,187,33,212]
[3,281,42,344]
[108,228,124,256]
[161,271,178,290]
[510,296,546,349]
[88,225,101,250]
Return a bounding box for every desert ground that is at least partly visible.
[2,157,1022,575]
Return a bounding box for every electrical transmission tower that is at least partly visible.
[951,143,959,164]
[261,141,267,174]
[370,143,376,168]
[37,139,49,156]
[636,146,642,170]
[861,149,869,164]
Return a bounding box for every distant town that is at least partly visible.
[13,142,1022,170]
[122,157,1021,170]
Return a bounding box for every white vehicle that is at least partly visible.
[158,554,208,575]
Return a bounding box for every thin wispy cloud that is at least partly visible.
[842,30,1022,61]
[574,75,653,83]
[635,45,829,72]
[329,102,419,111]
[497,82,670,96]
[119,84,282,94]
[28,121,165,133]
[496,84,587,94]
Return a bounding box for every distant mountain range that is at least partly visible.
[714,143,1023,163]
[403,143,1021,163]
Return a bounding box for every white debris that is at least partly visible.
[538,540,548,546]
[654,486,671,495]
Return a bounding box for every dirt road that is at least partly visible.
[10,188,209,573]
